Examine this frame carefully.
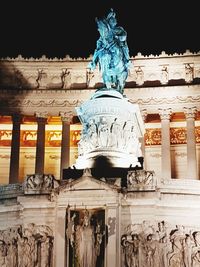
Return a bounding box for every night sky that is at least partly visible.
[0,0,199,59]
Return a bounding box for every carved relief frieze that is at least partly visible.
[0,223,54,267]
[0,127,200,148]
[24,173,59,194]
[0,129,84,147]
[127,170,156,191]
[1,52,200,91]
[121,221,200,267]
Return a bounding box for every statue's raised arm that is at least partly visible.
[88,8,131,95]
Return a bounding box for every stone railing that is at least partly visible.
[0,183,23,199]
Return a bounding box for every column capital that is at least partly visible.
[11,113,23,124]
[35,111,48,118]
[35,111,48,123]
[59,111,73,124]
[158,108,172,120]
[183,107,197,119]
[140,109,148,122]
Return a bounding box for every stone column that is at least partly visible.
[183,107,198,179]
[59,112,73,179]
[140,109,148,169]
[35,112,48,174]
[158,108,172,180]
[9,114,22,183]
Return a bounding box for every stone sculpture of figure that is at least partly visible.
[110,118,122,148]
[144,233,159,267]
[185,63,193,83]
[76,210,96,267]
[86,68,95,88]
[136,66,144,85]
[61,68,71,89]
[161,66,168,84]
[0,240,7,267]
[192,231,200,267]
[88,8,130,94]
[40,233,51,267]
[122,234,140,267]
[98,117,109,147]
[167,226,185,267]
[88,119,98,149]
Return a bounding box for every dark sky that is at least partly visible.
[0,0,199,59]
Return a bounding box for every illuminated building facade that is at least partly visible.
[0,51,200,266]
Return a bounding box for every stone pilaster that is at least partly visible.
[9,114,22,184]
[158,108,172,180]
[59,112,73,179]
[35,112,48,174]
[183,107,198,179]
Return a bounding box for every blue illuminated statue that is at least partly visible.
[88,9,130,95]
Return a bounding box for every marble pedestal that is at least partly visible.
[75,90,145,169]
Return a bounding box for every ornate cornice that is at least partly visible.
[129,95,200,106]
[1,50,200,61]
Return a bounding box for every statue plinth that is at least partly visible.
[74,90,145,169]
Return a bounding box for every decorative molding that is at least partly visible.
[129,95,200,106]
[145,129,161,145]
[145,126,200,145]
[170,128,186,144]
[1,127,200,147]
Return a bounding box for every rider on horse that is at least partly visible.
[88,9,131,95]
